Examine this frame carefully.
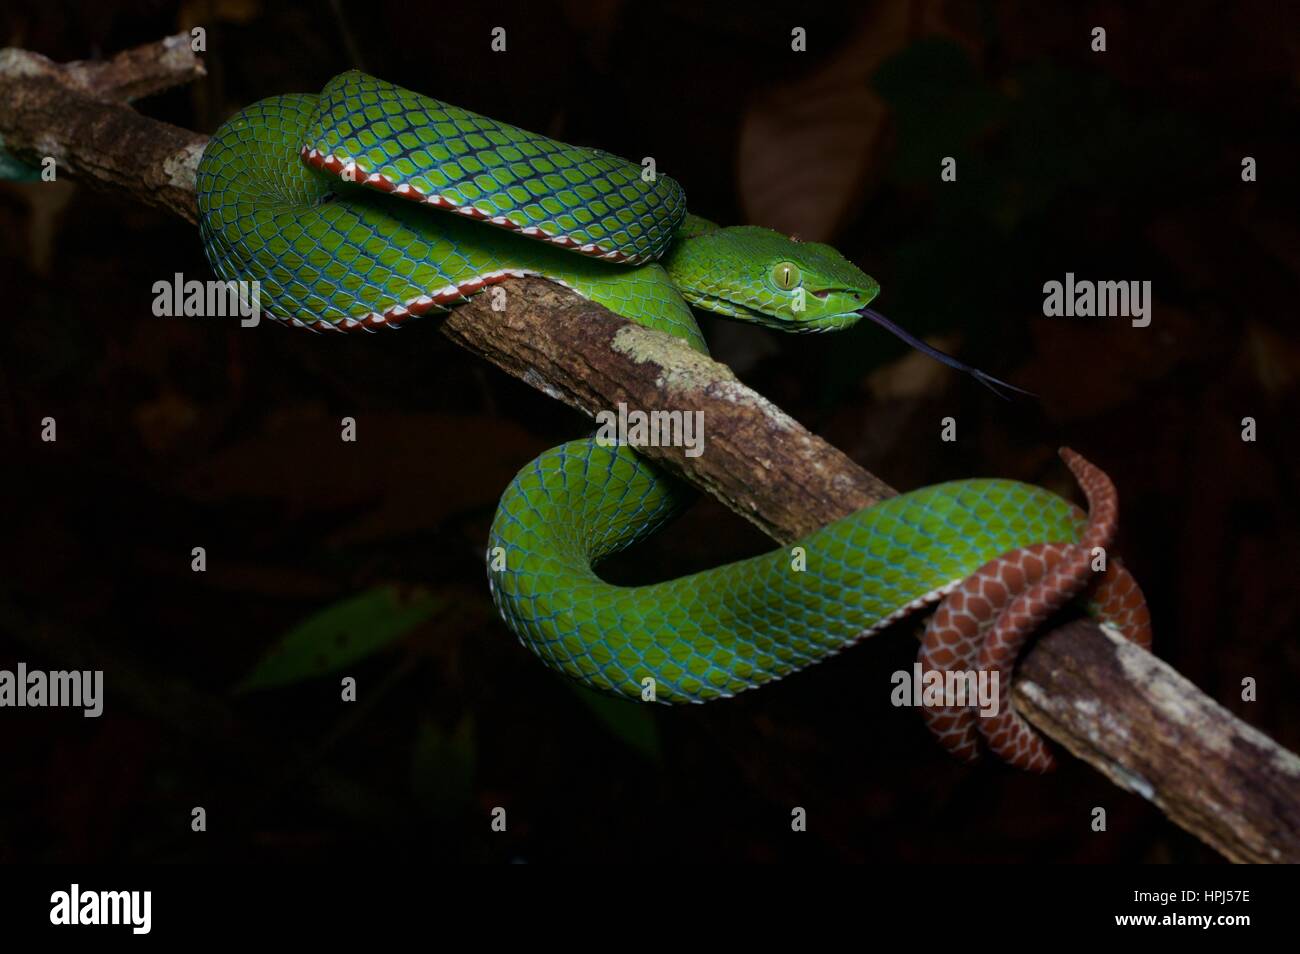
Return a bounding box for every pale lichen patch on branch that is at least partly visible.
[164,140,206,192]
[0,47,48,79]
[1014,621,1300,863]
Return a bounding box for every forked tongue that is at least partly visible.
[859,307,1034,400]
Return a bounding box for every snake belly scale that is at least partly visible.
[196,70,1152,770]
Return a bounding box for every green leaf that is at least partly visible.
[411,715,476,815]
[236,585,444,691]
[569,684,662,762]
[0,139,42,182]
[873,40,1006,186]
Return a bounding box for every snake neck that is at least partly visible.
[675,213,723,240]
[661,214,765,323]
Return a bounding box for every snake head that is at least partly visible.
[665,224,1032,398]
[664,225,878,333]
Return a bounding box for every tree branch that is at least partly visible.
[440,279,896,543]
[1014,622,1299,863]
[0,35,207,223]
[3,36,1296,863]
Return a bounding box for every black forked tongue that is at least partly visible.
[859,308,1035,401]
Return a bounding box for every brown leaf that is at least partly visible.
[180,408,546,545]
[736,7,910,239]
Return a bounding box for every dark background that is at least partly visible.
[1,0,1297,863]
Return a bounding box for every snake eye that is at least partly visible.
[772,262,800,290]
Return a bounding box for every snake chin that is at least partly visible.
[793,312,863,333]
[684,291,863,334]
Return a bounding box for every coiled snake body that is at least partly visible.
[197,71,1152,771]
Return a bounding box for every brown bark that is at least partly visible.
[0,35,206,224]
[1014,621,1300,863]
[440,277,896,543]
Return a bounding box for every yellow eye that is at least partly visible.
[772,262,800,290]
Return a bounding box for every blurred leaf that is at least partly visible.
[237,585,444,691]
[0,142,42,181]
[569,684,662,762]
[410,715,476,815]
[181,411,540,547]
[846,37,1212,413]
[737,5,907,239]
[873,39,1006,186]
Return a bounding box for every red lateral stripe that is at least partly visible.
[267,269,535,333]
[298,146,634,264]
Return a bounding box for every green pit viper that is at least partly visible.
[196,70,1152,771]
